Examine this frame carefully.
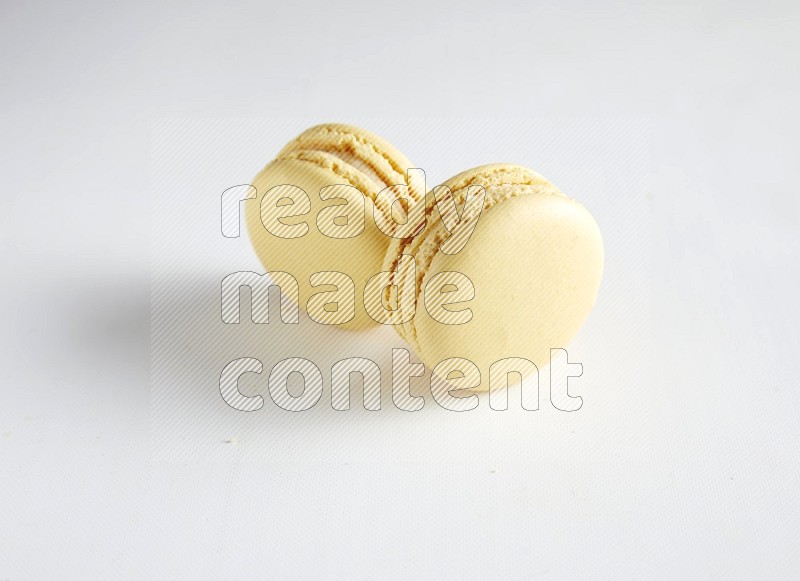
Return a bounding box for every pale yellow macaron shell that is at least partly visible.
[411,166,604,389]
[390,165,562,347]
[246,124,418,330]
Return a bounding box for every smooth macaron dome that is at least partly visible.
[384,164,563,348]
[386,164,603,388]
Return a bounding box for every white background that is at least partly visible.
[1,1,799,579]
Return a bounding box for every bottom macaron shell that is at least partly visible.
[413,192,604,390]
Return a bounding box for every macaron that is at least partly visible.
[383,164,604,389]
[246,124,421,330]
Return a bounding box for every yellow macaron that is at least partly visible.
[246,124,422,330]
[384,164,604,389]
